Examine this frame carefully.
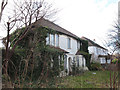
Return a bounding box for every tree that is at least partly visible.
[0,0,8,22]
[108,21,120,53]
[107,21,120,89]
[2,0,57,87]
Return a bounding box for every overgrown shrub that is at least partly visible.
[2,26,65,88]
[71,60,84,75]
[90,62,103,71]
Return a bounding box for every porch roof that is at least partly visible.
[49,45,69,53]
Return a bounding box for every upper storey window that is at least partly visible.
[67,38,71,49]
[56,34,59,47]
[46,33,50,45]
[46,34,59,47]
[51,34,55,46]
[77,41,80,50]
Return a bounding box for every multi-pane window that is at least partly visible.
[67,38,71,49]
[47,34,59,46]
[56,34,59,47]
[100,58,106,64]
[51,34,55,46]
[46,33,50,45]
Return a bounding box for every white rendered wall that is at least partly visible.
[88,46,108,63]
[88,46,108,56]
[47,34,88,72]
[66,54,87,72]
[59,34,78,55]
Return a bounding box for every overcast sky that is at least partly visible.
[52,0,118,48]
[0,0,119,49]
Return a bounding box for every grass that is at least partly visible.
[3,71,119,88]
[54,71,119,88]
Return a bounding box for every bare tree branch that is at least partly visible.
[2,0,57,78]
[0,0,8,22]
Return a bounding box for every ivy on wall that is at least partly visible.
[3,26,65,82]
[77,38,91,70]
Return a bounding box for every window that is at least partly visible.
[76,56,79,67]
[77,41,80,49]
[64,55,67,69]
[46,33,50,45]
[82,57,84,67]
[56,34,59,47]
[67,38,71,49]
[100,58,106,64]
[50,34,55,46]
[73,57,75,62]
[107,60,111,64]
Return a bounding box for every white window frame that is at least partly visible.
[50,34,55,46]
[46,33,50,45]
[56,34,59,47]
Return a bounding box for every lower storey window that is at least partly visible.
[100,58,106,64]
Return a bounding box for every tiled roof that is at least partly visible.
[49,45,69,53]
[81,37,108,50]
[35,18,79,39]
[75,50,83,55]
[75,50,89,55]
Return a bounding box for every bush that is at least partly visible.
[90,62,103,71]
[71,60,85,75]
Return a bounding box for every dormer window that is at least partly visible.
[67,38,71,49]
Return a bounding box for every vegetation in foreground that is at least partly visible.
[53,71,119,88]
[7,71,118,88]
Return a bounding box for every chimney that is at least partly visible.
[93,39,96,42]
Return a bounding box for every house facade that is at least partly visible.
[81,37,110,64]
[35,18,88,75]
